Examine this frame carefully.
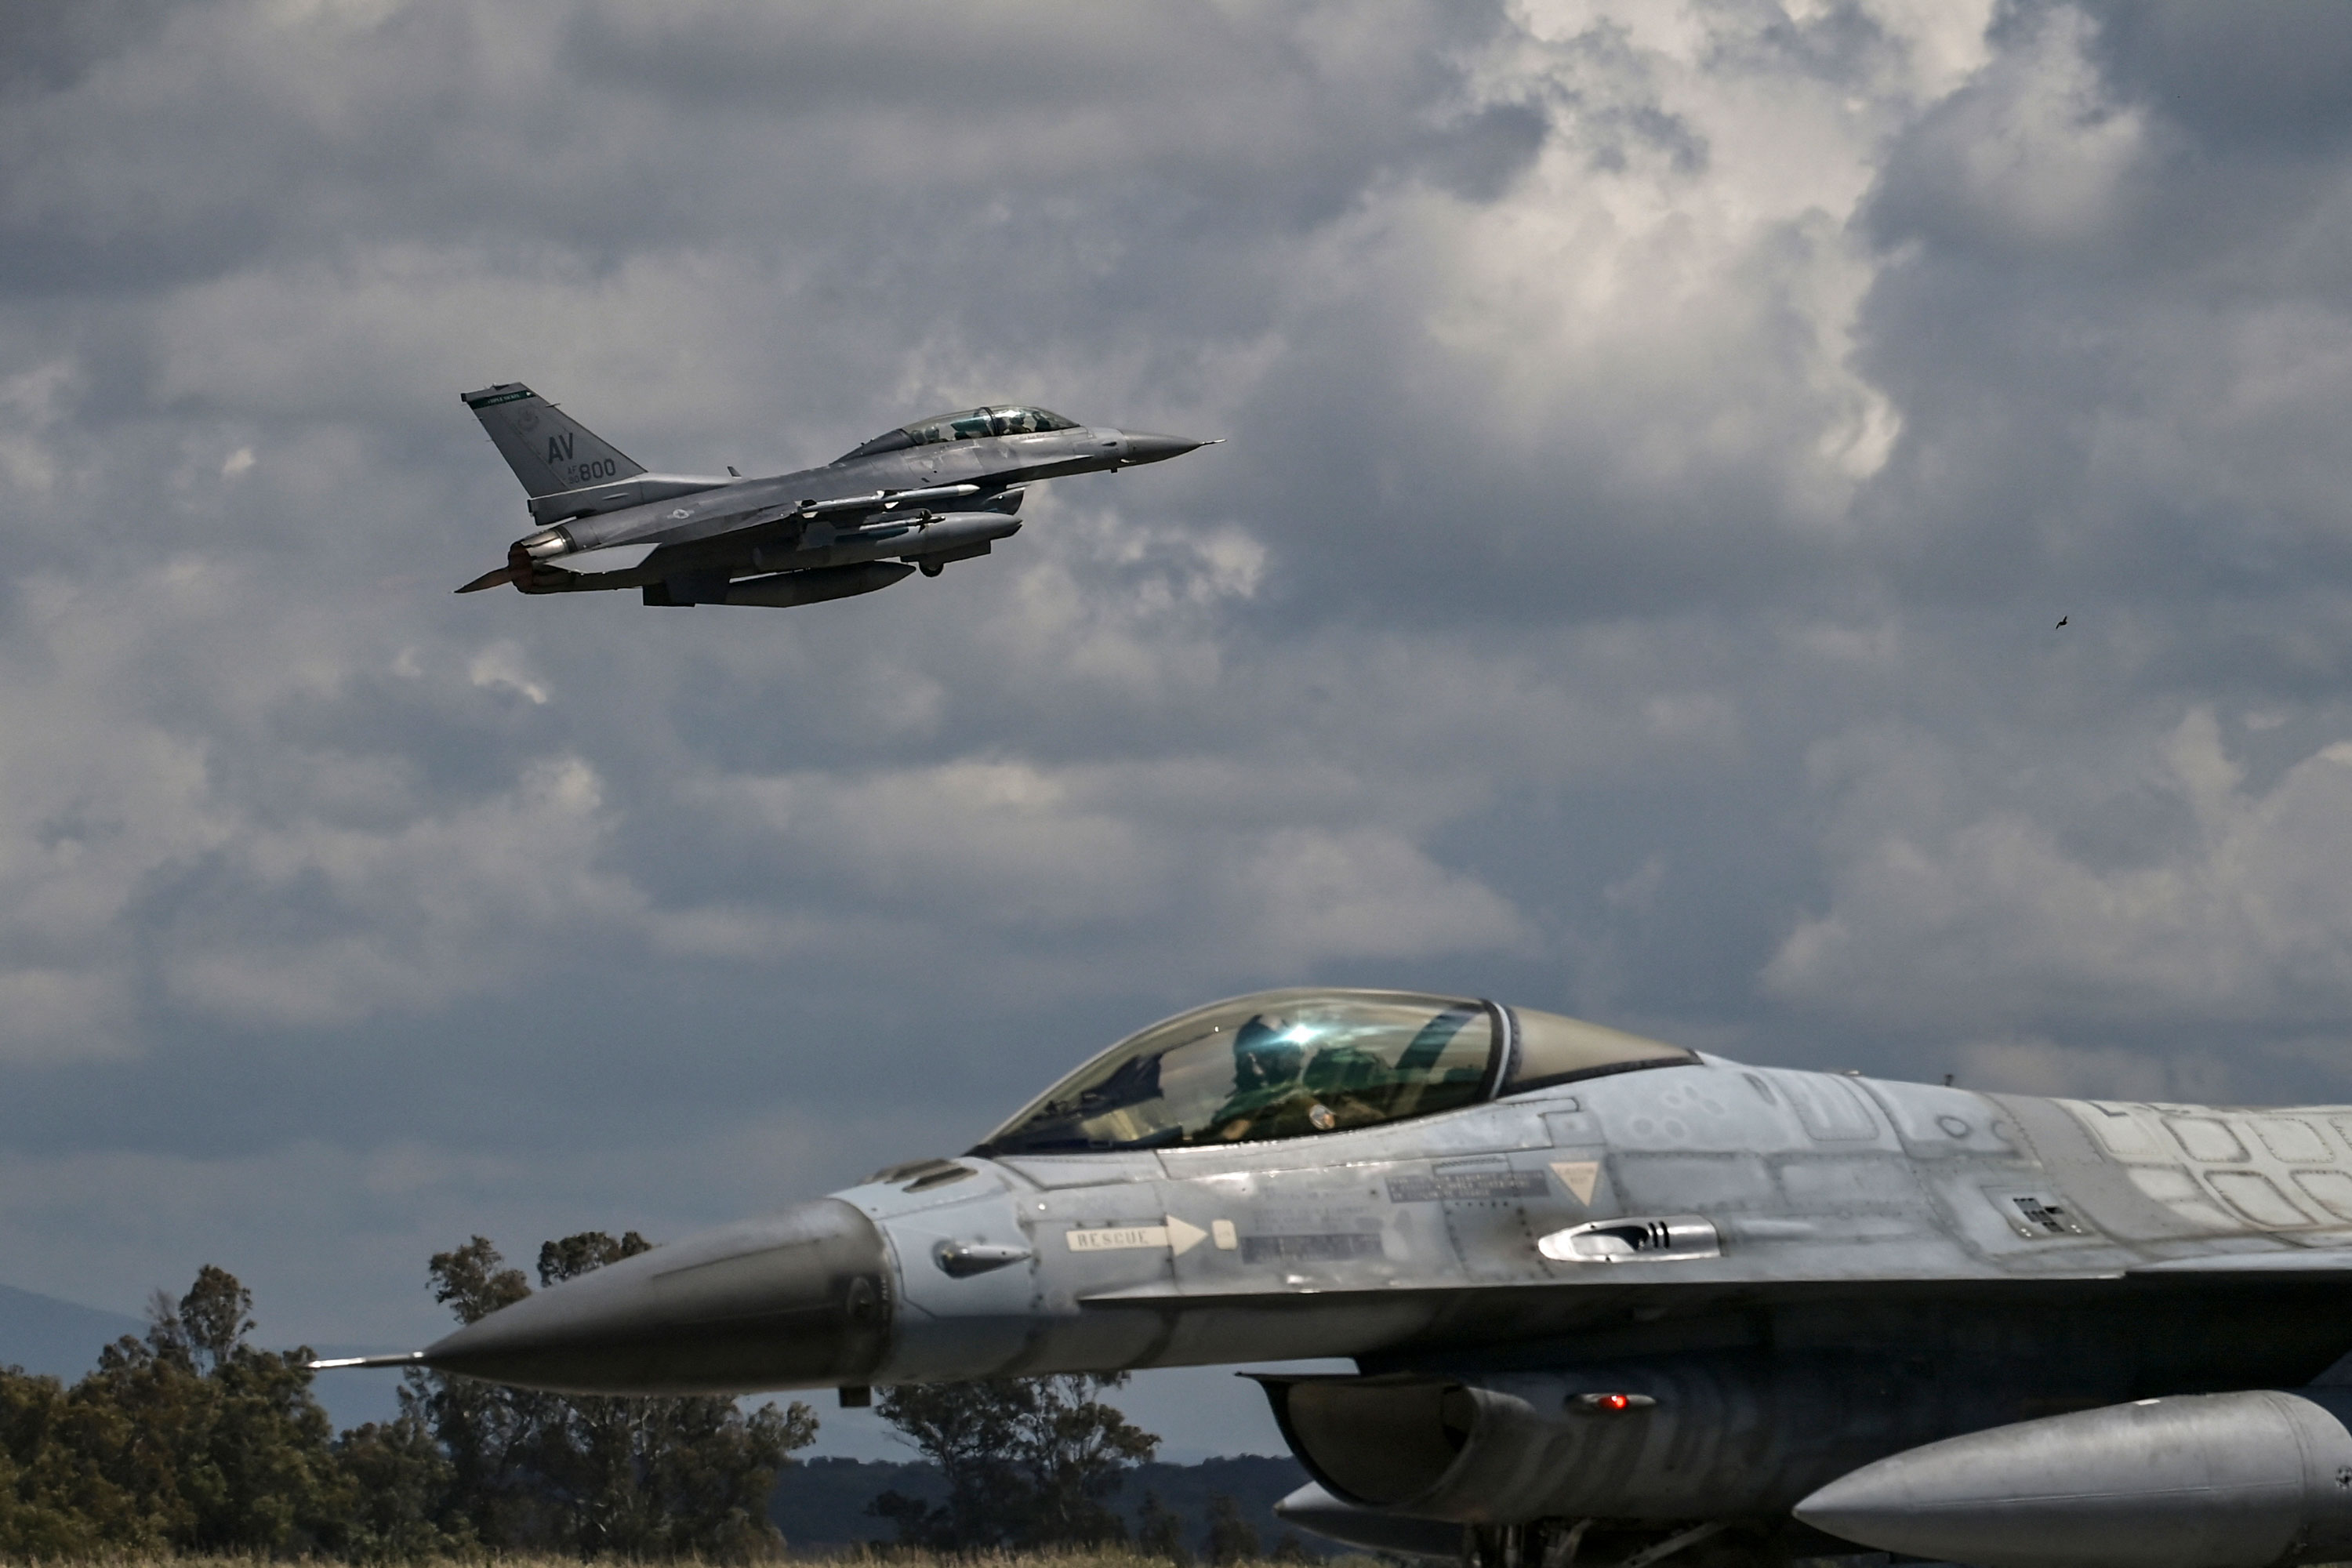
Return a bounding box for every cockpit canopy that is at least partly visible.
[975,988,1697,1156]
[838,405,1081,463]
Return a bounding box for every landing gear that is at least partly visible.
[909,539,993,578]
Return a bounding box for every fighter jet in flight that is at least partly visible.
[452,386,1213,606]
[320,988,2352,1568]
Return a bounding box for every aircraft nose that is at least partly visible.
[418,1198,891,1396]
[1116,431,1214,466]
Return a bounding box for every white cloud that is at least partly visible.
[1948,1035,2223,1103]
[5,0,2352,1377]
[0,361,76,495]
[1767,710,2352,1032]
[1224,825,1534,968]
[1893,5,2151,256]
[466,640,549,704]
[679,752,1530,977]
[160,753,641,1027]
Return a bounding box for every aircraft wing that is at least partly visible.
[1073,1252,2352,1314]
[459,483,990,593]
[2127,1250,2352,1274]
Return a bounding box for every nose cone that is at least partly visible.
[420,1199,891,1396]
[1116,431,1213,466]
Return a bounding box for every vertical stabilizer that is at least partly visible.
[462,384,647,498]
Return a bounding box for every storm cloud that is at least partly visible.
[4,0,2352,1446]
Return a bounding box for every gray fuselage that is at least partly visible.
[402,993,2352,1539]
[510,425,1189,597]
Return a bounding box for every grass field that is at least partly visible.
[0,1558,1391,1568]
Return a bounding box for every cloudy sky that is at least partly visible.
[7,0,2352,1454]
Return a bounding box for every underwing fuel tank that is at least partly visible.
[699,561,914,608]
[1256,1355,1965,1523]
[1794,1389,2352,1568]
[1272,1483,1465,1561]
[649,561,913,611]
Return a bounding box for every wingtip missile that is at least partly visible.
[308,1350,426,1371]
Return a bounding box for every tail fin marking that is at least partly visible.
[462,383,648,498]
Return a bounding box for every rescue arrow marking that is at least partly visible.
[1065,1216,1210,1255]
[1067,1225,1167,1252]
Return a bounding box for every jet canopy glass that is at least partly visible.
[838,405,1080,462]
[980,989,1495,1155]
[977,989,1700,1156]
[904,405,1079,442]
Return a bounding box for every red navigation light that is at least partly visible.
[1571,1391,1657,1414]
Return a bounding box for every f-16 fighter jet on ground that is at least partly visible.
[320,989,2352,1568]
[454,385,1214,606]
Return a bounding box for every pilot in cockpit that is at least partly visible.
[1209,1014,1309,1140]
[1232,1014,1302,1092]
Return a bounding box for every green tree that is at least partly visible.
[66,1267,353,1556]
[869,1381,1025,1550]
[332,1410,467,1559]
[1022,1373,1158,1545]
[411,1236,561,1548]
[0,1363,165,1556]
[412,1230,817,1559]
[176,1265,256,1372]
[4,1243,819,1563]
[871,1374,1158,1550]
[429,1234,533,1323]
[1135,1488,1192,1564]
[1203,1492,1260,1566]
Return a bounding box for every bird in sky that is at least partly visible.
[2056,615,2069,628]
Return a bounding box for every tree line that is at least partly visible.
[861,1381,1309,1559]
[0,1234,811,1559]
[0,1232,1293,1561]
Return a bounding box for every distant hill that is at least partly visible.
[771,1456,939,1549]
[771,1454,1323,1555]
[0,1282,143,1381]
